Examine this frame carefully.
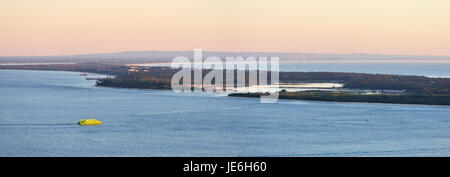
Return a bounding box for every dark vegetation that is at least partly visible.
[229,91,450,106]
[280,72,449,94]
[1,64,449,94]
[97,67,449,95]
[96,77,171,89]
[0,63,128,76]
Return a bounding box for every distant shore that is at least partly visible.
[1,63,450,106]
[229,91,450,106]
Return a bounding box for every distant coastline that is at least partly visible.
[2,50,450,64]
[1,63,450,106]
[229,91,450,106]
[0,62,75,66]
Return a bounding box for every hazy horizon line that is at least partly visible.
[1,50,450,58]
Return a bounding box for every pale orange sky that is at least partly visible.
[1,0,449,56]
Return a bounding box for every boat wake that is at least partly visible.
[0,123,77,126]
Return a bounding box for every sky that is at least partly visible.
[0,0,449,56]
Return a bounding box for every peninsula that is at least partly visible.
[1,63,449,105]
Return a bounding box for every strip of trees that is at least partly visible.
[98,67,450,94]
[2,64,446,94]
[229,91,450,106]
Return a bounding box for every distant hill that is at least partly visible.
[1,50,450,64]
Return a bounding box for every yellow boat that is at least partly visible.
[78,119,102,125]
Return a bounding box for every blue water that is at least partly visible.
[0,69,449,156]
[150,62,450,77]
[279,62,450,78]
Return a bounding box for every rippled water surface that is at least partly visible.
[0,69,449,156]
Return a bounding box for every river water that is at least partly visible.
[0,69,449,156]
[143,61,450,78]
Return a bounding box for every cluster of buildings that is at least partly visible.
[127,64,166,73]
[127,65,150,72]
